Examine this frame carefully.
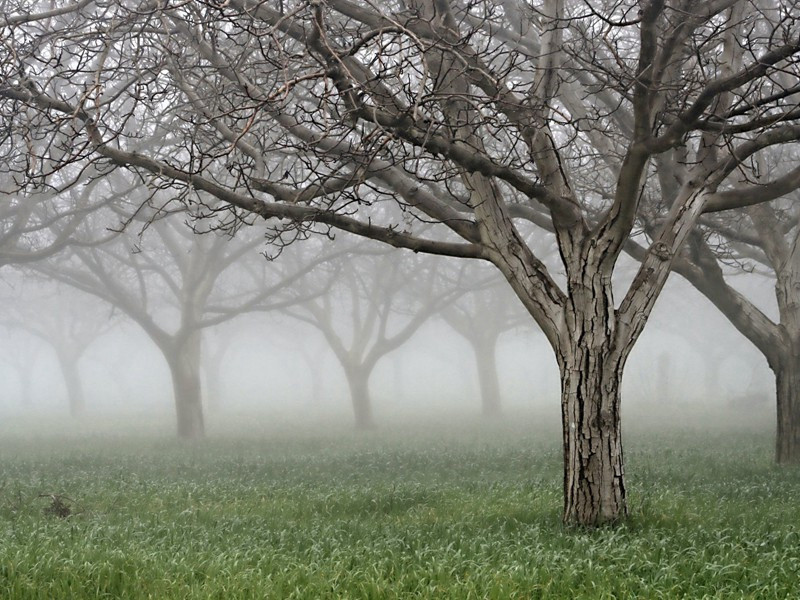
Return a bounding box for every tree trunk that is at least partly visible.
[559,347,626,525]
[18,364,34,406]
[774,354,800,464]
[391,354,404,404]
[167,332,205,440]
[473,337,501,417]
[555,263,630,526]
[657,352,671,405]
[345,365,375,430]
[774,262,800,464]
[56,350,85,418]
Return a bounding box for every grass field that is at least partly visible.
[1,408,799,598]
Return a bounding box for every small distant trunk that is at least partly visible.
[204,358,223,413]
[167,333,205,440]
[56,350,85,418]
[18,364,34,406]
[391,355,404,404]
[657,352,671,404]
[774,355,800,464]
[559,345,627,525]
[703,354,724,403]
[306,351,324,406]
[345,365,375,430]
[473,337,501,417]
[307,367,323,407]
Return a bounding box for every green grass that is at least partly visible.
[1,411,799,598]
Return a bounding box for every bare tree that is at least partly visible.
[0,325,42,407]
[440,267,528,417]
[1,285,113,417]
[34,210,328,439]
[662,175,800,462]
[3,0,799,524]
[284,245,457,429]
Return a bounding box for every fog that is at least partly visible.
[0,252,775,438]
[4,0,800,590]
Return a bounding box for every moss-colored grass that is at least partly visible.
[1,413,799,598]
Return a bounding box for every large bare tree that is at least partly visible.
[2,0,799,524]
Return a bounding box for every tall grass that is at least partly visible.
[1,410,798,598]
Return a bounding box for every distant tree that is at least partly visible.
[1,286,113,417]
[440,267,528,417]
[4,0,799,524]
[0,326,42,407]
[284,246,458,429]
[202,325,238,413]
[35,210,330,439]
[662,177,800,463]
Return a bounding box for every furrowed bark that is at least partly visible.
[558,250,628,525]
[774,354,800,464]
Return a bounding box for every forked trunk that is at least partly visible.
[167,333,205,440]
[474,338,501,417]
[774,355,800,464]
[345,366,375,430]
[559,348,626,525]
[556,259,632,526]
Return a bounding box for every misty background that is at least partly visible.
[0,237,774,434]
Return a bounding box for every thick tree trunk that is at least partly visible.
[56,350,85,418]
[559,349,626,525]
[473,338,501,417]
[774,264,800,464]
[774,355,800,464]
[167,333,205,440]
[556,262,630,526]
[345,365,375,430]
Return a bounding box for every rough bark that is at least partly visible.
[774,353,800,464]
[774,263,800,464]
[166,332,205,440]
[344,365,375,430]
[558,277,628,525]
[560,352,626,525]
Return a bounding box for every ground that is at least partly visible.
[1,406,798,598]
